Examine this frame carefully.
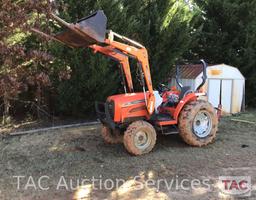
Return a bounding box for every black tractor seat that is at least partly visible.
[179,86,192,99]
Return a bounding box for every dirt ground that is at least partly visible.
[0,111,256,200]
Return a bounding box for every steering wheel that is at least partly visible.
[157,83,170,93]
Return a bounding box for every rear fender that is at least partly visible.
[173,93,198,120]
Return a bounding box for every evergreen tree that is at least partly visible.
[193,0,256,105]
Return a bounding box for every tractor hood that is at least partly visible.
[107,93,150,122]
[107,93,147,108]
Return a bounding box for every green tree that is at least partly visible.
[193,0,256,105]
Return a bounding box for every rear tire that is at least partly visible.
[123,121,156,156]
[178,100,218,147]
[101,126,123,144]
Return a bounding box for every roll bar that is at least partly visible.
[175,65,183,89]
[196,59,208,91]
[175,59,208,91]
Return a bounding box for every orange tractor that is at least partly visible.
[34,10,218,155]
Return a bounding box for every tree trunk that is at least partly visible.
[2,91,11,125]
[36,84,42,120]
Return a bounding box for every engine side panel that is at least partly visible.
[107,93,150,123]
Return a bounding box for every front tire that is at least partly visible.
[101,126,123,144]
[123,121,156,156]
[178,100,218,147]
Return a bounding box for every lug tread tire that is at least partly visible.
[123,121,156,156]
[101,126,123,144]
[178,100,218,147]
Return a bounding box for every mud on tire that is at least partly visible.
[101,126,123,144]
[178,100,218,147]
[123,120,156,156]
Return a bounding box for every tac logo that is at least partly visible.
[218,176,251,197]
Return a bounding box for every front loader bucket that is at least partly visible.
[53,10,107,48]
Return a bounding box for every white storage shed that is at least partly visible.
[168,64,245,114]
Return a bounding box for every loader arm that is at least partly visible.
[31,10,155,114]
[104,35,155,114]
[90,44,134,93]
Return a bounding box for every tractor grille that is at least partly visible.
[107,101,115,119]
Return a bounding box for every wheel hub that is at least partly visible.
[134,131,151,150]
[193,111,212,138]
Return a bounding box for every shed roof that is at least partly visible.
[169,63,244,80]
[169,64,206,79]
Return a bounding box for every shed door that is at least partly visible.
[208,79,221,108]
[221,80,232,113]
[208,79,233,114]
